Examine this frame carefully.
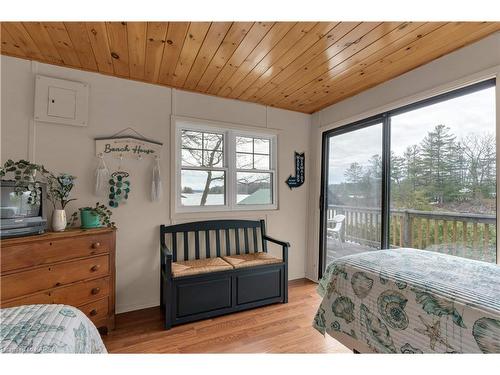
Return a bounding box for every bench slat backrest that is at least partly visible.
[161,219,266,262]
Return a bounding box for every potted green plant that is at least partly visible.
[69,202,115,229]
[46,173,77,231]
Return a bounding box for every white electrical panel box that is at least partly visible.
[34,75,89,127]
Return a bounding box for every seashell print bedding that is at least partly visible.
[313,248,500,353]
[1,304,107,353]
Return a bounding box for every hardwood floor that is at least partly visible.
[102,279,351,353]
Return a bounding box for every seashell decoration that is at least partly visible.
[377,290,409,330]
[313,306,327,332]
[395,280,408,290]
[331,321,341,331]
[359,304,396,353]
[332,296,355,323]
[472,317,500,353]
[326,276,339,299]
[351,272,374,299]
[412,288,466,328]
[330,263,348,279]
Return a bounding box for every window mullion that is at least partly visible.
[227,130,235,210]
[381,114,391,250]
[181,166,226,172]
[236,168,274,174]
[201,132,204,167]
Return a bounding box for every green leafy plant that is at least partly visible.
[1,159,76,209]
[0,159,49,204]
[68,202,116,228]
[46,173,77,209]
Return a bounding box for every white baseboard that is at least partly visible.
[116,301,159,314]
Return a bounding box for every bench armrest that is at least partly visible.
[160,244,173,280]
[263,233,289,302]
[161,244,173,260]
[263,235,290,248]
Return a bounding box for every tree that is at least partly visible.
[333,125,495,214]
[181,131,224,206]
[403,144,420,192]
[460,133,496,200]
[344,162,364,184]
[391,152,405,186]
[367,154,382,180]
[237,174,270,195]
[419,124,456,204]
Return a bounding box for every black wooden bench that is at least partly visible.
[160,219,289,329]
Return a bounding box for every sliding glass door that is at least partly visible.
[320,119,385,272]
[319,79,496,277]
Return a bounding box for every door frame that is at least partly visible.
[318,115,390,279]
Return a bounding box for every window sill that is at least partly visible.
[171,204,279,220]
[175,204,278,214]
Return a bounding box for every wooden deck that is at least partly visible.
[325,239,377,266]
[325,238,497,266]
[102,279,350,353]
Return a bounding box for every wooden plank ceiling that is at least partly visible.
[1,22,499,113]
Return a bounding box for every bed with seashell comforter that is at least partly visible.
[313,248,500,353]
[0,304,107,353]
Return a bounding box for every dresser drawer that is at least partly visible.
[79,298,109,325]
[1,255,110,301]
[1,277,111,308]
[0,291,52,307]
[1,232,112,273]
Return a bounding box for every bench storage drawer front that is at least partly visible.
[1,255,109,301]
[236,268,282,305]
[176,276,232,317]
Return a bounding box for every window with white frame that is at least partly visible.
[235,136,273,206]
[176,119,277,212]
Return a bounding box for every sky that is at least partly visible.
[328,86,496,184]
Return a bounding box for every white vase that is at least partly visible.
[52,209,67,232]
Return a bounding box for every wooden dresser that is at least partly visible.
[0,228,116,333]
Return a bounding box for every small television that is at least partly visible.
[0,180,47,238]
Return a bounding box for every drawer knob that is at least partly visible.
[90,265,100,272]
[89,309,98,316]
[91,287,100,295]
[91,242,101,249]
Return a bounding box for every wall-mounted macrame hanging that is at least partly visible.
[108,170,130,208]
[151,156,162,201]
[94,128,163,206]
[94,153,110,196]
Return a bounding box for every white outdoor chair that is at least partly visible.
[327,214,345,249]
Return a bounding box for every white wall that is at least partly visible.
[305,32,500,280]
[0,55,311,313]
